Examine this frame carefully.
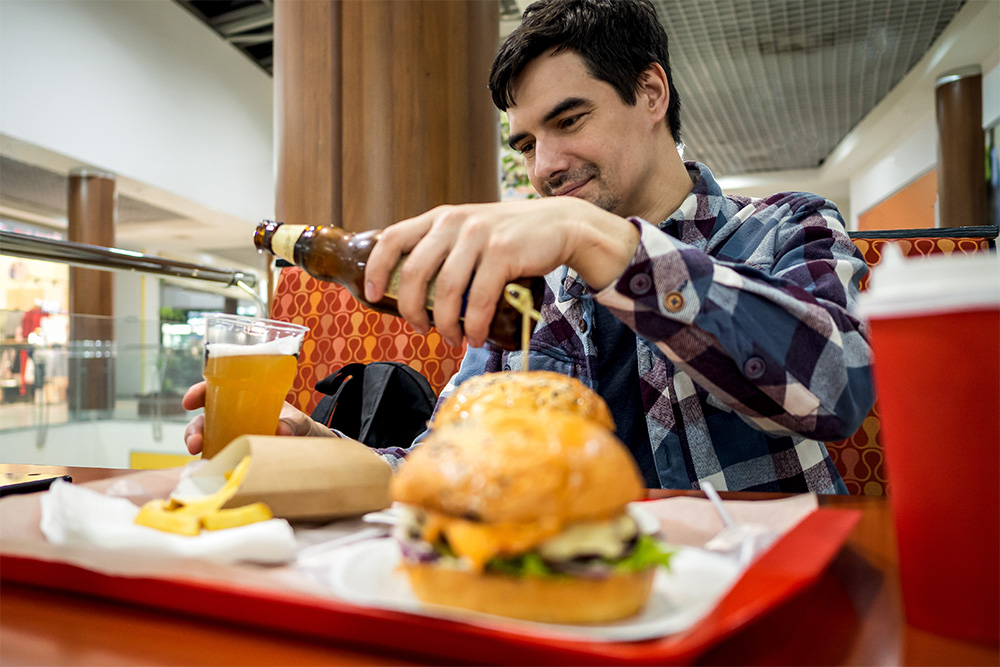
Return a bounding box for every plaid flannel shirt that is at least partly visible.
[385,162,874,492]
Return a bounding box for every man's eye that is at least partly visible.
[560,114,582,129]
[519,142,535,156]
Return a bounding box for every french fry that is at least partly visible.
[133,456,272,535]
[134,500,201,536]
[201,502,273,531]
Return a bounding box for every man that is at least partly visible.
[186,0,874,493]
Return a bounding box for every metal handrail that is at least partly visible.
[0,230,265,312]
[0,230,258,288]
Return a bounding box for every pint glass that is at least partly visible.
[201,313,309,459]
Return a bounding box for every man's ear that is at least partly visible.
[640,63,670,123]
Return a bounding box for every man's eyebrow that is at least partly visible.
[543,97,588,124]
[508,131,530,151]
[507,97,590,150]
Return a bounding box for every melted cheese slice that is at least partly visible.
[414,508,638,572]
[421,511,562,571]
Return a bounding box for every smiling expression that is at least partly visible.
[506,49,667,218]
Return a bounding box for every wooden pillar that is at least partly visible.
[274,0,500,234]
[67,169,116,416]
[936,66,987,228]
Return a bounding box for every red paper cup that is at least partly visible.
[860,246,999,645]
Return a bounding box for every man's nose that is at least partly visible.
[531,140,569,183]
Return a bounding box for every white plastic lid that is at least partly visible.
[856,243,1000,320]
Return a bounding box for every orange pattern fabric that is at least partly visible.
[269,267,467,416]
[825,235,994,495]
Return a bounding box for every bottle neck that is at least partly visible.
[268,224,309,264]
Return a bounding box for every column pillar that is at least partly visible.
[67,169,116,416]
[274,0,500,234]
[936,66,987,228]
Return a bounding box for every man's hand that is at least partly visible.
[181,382,335,455]
[363,197,639,348]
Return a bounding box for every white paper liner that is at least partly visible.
[39,479,297,565]
[311,538,741,642]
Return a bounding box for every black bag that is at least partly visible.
[310,362,436,449]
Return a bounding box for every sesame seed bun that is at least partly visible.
[401,562,655,624]
[392,409,643,524]
[433,370,615,432]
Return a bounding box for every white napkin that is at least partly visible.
[39,479,297,564]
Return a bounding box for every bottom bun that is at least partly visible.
[402,562,656,624]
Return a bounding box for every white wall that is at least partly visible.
[847,109,939,230]
[114,272,162,396]
[0,0,274,247]
[2,420,190,468]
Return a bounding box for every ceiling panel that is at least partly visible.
[656,0,966,175]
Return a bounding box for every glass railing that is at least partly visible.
[0,230,264,469]
[0,311,206,468]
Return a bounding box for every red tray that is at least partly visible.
[1,508,859,664]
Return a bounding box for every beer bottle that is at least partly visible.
[254,220,544,351]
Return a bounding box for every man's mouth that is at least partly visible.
[551,177,592,197]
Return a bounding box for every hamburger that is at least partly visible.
[432,369,616,432]
[390,404,673,624]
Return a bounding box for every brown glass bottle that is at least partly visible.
[254,220,544,351]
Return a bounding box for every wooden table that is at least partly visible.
[1,464,997,666]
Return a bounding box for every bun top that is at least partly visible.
[391,409,644,525]
[433,370,615,431]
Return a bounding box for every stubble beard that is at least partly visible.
[544,164,620,213]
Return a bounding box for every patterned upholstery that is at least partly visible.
[850,236,993,291]
[825,234,995,495]
[269,267,467,416]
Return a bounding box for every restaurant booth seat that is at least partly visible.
[268,228,997,497]
[825,228,998,496]
[269,266,467,416]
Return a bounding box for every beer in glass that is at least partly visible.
[201,313,308,458]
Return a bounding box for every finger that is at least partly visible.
[392,209,466,334]
[462,260,510,348]
[432,219,488,347]
[184,414,205,455]
[364,214,434,303]
[181,381,207,410]
[278,402,312,436]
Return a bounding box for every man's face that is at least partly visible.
[506,50,660,217]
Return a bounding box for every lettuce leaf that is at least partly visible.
[487,551,554,577]
[614,534,674,573]
[483,535,673,578]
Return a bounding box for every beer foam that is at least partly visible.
[206,338,301,357]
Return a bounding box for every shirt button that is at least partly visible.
[578,318,588,333]
[628,273,653,295]
[663,291,685,312]
[743,356,766,379]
